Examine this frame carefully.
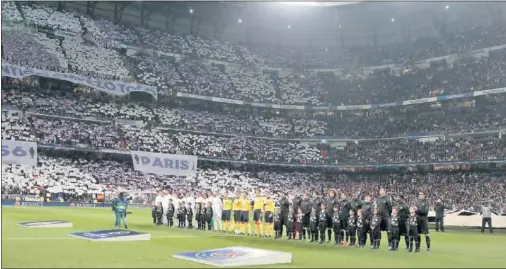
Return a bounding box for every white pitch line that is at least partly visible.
[2,234,232,240]
[2,237,76,240]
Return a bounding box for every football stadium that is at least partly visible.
[1,1,506,268]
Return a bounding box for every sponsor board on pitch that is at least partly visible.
[69,229,151,241]
[173,246,292,267]
[18,220,73,228]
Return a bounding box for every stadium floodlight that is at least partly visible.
[287,25,291,29]
[238,19,242,24]
[445,5,449,9]
[391,18,395,22]
[189,8,194,14]
[339,25,342,28]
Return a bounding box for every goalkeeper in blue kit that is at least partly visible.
[112,192,129,229]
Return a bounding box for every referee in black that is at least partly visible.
[480,202,493,234]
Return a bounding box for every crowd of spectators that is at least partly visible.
[2,108,505,165]
[252,24,506,68]
[3,2,506,105]
[3,83,505,139]
[1,154,505,212]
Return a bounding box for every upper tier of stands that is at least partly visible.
[2,2,506,106]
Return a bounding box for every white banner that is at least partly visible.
[131,151,197,176]
[1,63,157,99]
[1,140,38,166]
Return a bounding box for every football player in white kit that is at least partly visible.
[161,191,170,225]
[211,192,223,231]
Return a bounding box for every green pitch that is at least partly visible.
[2,207,505,268]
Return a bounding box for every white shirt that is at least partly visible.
[162,195,170,208]
[212,196,223,211]
[155,195,163,204]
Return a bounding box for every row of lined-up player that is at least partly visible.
[151,188,432,253]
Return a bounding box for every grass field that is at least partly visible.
[2,207,505,268]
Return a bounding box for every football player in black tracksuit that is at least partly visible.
[347,209,357,247]
[278,193,290,237]
[339,194,351,244]
[377,187,392,249]
[312,193,323,214]
[325,189,338,242]
[318,204,329,244]
[166,199,175,227]
[361,193,374,248]
[388,207,401,251]
[350,193,362,215]
[396,195,410,250]
[300,194,312,240]
[292,195,303,217]
[415,191,431,253]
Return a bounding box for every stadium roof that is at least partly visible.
[277,2,359,7]
[61,1,500,49]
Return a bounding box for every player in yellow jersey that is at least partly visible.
[232,194,242,234]
[222,193,233,233]
[264,195,276,237]
[240,192,252,235]
[253,190,265,236]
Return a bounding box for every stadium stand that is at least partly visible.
[1,1,505,213]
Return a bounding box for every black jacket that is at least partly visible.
[339,199,351,219]
[167,204,175,217]
[350,199,362,214]
[301,199,312,214]
[279,198,290,216]
[362,201,373,220]
[377,195,392,218]
[415,199,429,218]
[435,202,450,218]
[311,197,323,213]
[397,201,409,221]
[292,196,303,213]
[325,197,338,215]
